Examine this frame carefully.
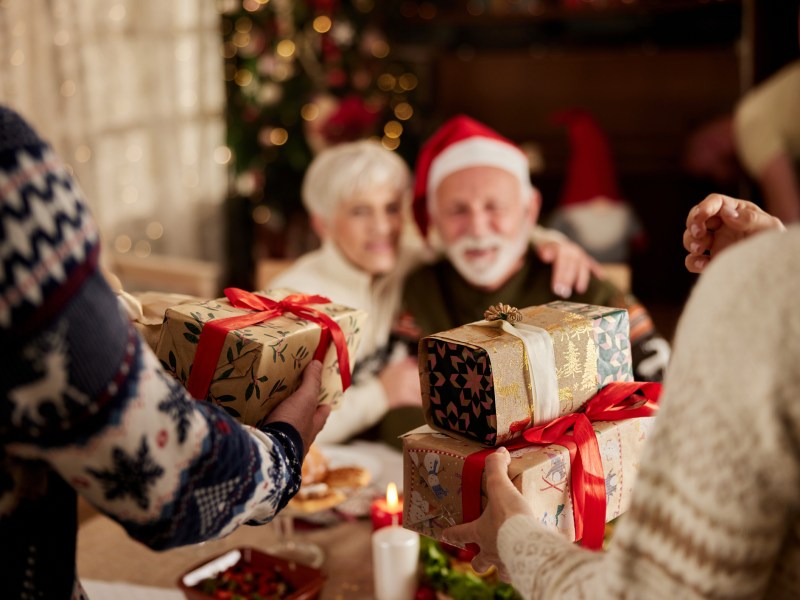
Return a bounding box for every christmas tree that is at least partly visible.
[220,0,422,265]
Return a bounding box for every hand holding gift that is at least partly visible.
[441,447,533,582]
[265,360,330,457]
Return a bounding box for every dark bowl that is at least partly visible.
[177,547,325,600]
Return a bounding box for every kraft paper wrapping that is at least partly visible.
[420,302,633,446]
[402,416,655,543]
[155,288,366,427]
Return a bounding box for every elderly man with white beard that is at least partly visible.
[398,115,670,383]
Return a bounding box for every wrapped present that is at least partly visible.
[155,288,366,427]
[403,382,659,549]
[420,301,633,446]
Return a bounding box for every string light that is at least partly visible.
[301,103,320,121]
[258,83,282,106]
[269,128,289,146]
[213,146,233,165]
[313,16,332,34]
[398,73,418,91]
[252,205,272,225]
[381,136,400,150]
[242,0,261,12]
[221,42,237,59]
[276,39,296,58]
[394,102,413,120]
[235,17,253,32]
[233,31,250,48]
[383,121,403,138]
[134,240,152,258]
[114,235,133,253]
[234,69,253,86]
[370,39,390,59]
[377,73,395,91]
[146,222,164,240]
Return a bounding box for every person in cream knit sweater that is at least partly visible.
[444,194,798,599]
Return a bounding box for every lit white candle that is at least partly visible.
[371,485,420,600]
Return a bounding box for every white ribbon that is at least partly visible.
[477,318,560,425]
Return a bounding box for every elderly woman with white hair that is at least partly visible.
[272,140,602,445]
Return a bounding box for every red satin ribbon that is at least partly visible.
[186,288,352,401]
[462,381,661,551]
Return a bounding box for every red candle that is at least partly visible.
[371,482,403,530]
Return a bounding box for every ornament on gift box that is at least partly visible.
[547,108,645,263]
[423,453,447,499]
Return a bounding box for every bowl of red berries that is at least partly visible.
[178,547,325,600]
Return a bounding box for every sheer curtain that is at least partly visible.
[0,0,228,263]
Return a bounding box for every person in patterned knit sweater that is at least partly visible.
[443,194,799,599]
[0,107,330,598]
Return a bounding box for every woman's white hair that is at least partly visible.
[302,140,411,220]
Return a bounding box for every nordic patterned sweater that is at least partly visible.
[496,226,800,599]
[0,108,304,599]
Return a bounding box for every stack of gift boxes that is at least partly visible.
[401,301,660,550]
[150,286,657,550]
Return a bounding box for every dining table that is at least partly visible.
[77,511,376,599]
[77,441,404,600]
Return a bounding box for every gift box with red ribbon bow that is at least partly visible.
[155,288,366,427]
[402,382,659,550]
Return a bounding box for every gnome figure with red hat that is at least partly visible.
[547,108,644,263]
[399,114,669,382]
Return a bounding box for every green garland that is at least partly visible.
[418,537,521,600]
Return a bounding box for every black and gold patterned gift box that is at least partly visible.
[419,301,633,446]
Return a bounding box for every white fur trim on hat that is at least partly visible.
[427,137,534,215]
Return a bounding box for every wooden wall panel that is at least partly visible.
[434,48,740,173]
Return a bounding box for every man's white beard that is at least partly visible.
[445,228,530,288]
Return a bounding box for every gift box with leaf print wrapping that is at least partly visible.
[154,288,366,427]
[419,301,633,447]
[402,416,655,544]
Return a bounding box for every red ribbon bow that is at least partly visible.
[186,288,352,401]
[462,381,661,551]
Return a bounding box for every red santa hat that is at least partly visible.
[412,114,534,237]
[552,108,623,207]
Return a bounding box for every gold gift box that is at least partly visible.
[420,302,633,446]
[402,416,654,543]
[155,289,366,427]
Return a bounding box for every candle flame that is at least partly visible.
[386,482,398,508]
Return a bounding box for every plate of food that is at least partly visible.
[289,444,378,515]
